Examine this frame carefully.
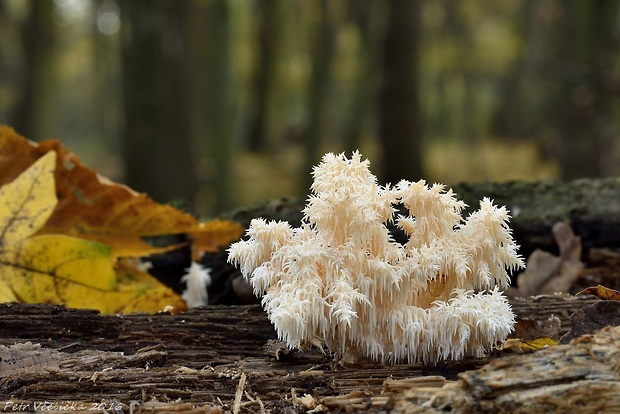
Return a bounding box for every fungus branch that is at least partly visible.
[229,152,524,364]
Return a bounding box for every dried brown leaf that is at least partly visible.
[576,285,620,301]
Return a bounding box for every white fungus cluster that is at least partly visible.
[228,152,524,364]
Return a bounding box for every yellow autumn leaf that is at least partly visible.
[108,262,187,313]
[0,128,242,312]
[499,337,559,352]
[0,280,18,302]
[122,286,187,314]
[189,219,244,260]
[0,151,58,303]
[0,127,243,260]
[0,151,56,243]
[85,234,187,259]
[518,337,558,351]
[0,149,185,313]
[0,152,116,310]
[2,235,117,310]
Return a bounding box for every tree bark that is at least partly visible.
[390,325,620,414]
[0,295,602,411]
[224,177,620,260]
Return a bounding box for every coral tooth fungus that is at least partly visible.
[229,151,524,364]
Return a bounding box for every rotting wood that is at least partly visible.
[223,178,620,258]
[0,303,276,367]
[389,325,620,414]
[508,294,600,337]
[0,295,602,412]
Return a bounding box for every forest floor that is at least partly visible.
[0,290,615,413]
[3,179,620,413]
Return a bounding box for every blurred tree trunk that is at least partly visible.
[0,2,7,93]
[492,0,535,140]
[203,0,234,214]
[303,0,335,192]
[91,0,122,157]
[377,0,422,184]
[120,0,200,206]
[342,0,384,152]
[444,5,477,147]
[9,0,55,140]
[246,0,280,153]
[555,0,619,179]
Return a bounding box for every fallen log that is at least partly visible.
[224,177,620,258]
[0,295,602,412]
[389,325,620,414]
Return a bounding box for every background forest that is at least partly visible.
[1,0,619,216]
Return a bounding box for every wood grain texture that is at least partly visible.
[390,325,620,414]
[0,295,604,412]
